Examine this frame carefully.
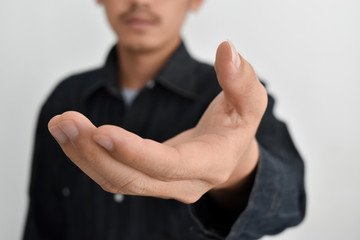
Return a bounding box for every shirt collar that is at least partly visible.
[155,42,198,99]
[83,41,199,101]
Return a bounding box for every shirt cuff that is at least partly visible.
[189,144,289,240]
[188,146,267,239]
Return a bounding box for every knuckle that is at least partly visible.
[243,58,256,76]
[259,86,269,113]
[159,166,180,182]
[131,181,147,195]
[210,171,231,186]
[82,149,104,167]
[178,194,202,204]
[59,111,80,121]
[100,181,118,194]
[121,177,148,196]
[148,156,182,182]
[97,125,114,135]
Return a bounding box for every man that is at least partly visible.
[24,0,306,239]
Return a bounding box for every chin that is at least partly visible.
[119,38,165,54]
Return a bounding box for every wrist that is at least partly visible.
[208,139,259,210]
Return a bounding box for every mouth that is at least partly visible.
[119,6,160,33]
[125,17,156,30]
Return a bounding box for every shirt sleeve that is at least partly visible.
[190,93,306,240]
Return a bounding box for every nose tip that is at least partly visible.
[128,0,154,14]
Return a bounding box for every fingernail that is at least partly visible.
[228,40,241,69]
[94,135,113,151]
[49,126,68,144]
[59,121,79,141]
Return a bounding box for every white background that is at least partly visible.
[1,0,359,239]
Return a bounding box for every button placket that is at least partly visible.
[113,193,124,203]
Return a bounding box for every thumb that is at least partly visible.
[214,41,267,118]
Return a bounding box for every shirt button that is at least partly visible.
[113,193,124,203]
[146,80,155,89]
[62,187,71,197]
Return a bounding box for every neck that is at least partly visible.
[117,38,181,90]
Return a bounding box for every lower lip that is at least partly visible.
[125,19,155,31]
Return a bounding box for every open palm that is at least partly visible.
[48,41,267,203]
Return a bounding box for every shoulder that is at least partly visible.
[54,68,103,97]
[41,67,103,114]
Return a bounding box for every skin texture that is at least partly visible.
[48,0,268,206]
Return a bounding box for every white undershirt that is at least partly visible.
[120,80,155,106]
[121,88,139,106]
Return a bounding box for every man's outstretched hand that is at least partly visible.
[48,41,267,204]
